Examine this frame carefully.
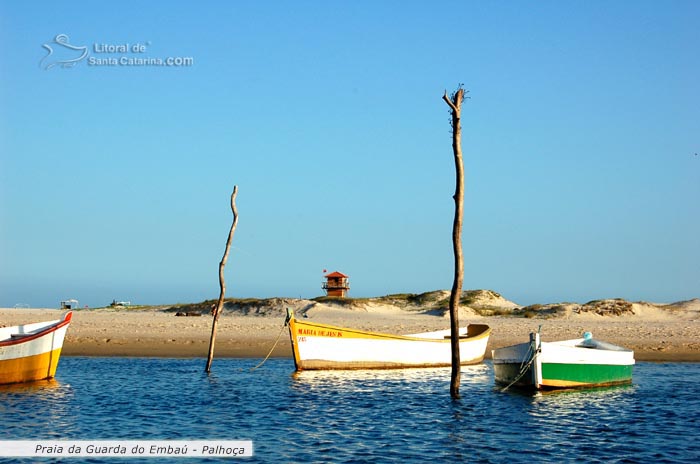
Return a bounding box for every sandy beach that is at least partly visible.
[2,298,698,361]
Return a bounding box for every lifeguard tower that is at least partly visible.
[322,271,350,298]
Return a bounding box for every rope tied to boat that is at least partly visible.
[500,325,542,392]
[500,345,538,392]
[249,312,292,371]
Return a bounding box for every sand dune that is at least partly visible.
[2,293,698,361]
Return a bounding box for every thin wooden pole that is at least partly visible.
[443,87,466,399]
[205,185,239,373]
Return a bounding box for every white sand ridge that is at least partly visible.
[93,292,698,322]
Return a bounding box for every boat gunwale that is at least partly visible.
[0,311,72,348]
[290,317,491,343]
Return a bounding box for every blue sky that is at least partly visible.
[1,1,698,308]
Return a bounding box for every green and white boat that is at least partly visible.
[492,332,634,390]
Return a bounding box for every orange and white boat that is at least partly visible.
[0,311,72,385]
[286,309,491,370]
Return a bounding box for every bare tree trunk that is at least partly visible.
[205,185,239,373]
[442,88,466,399]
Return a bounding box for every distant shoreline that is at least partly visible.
[2,299,698,361]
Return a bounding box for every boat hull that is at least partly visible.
[493,361,634,390]
[538,362,633,388]
[492,334,634,390]
[287,312,491,371]
[0,312,72,385]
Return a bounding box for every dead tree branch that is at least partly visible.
[443,87,466,399]
[205,185,239,373]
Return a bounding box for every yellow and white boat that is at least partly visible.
[0,311,72,385]
[286,309,490,370]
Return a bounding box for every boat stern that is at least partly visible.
[492,333,541,389]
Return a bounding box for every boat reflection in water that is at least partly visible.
[291,364,491,392]
[0,377,76,436]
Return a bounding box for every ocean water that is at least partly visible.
[1,358,699,463]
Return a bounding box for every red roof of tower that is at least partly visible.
[324,271,348,278]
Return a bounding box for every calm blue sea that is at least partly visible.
[1,358,699,463]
